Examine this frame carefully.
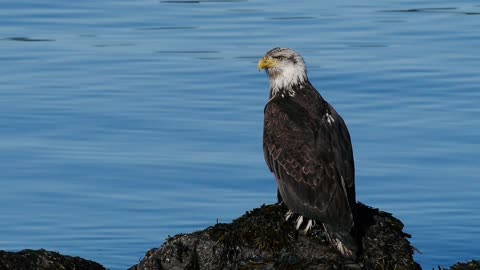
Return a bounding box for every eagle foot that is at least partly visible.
[322,224,356,259]
[302,219,316,234]
[334,239,354,258]
[295,215,304,230]
[285,210,294,221]
[284,210,317,234]
[294,215,316,233]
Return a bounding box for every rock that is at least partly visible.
[0,206,477,270]
[446,260,480,270]
[129,202,422,270]
[0,249,106,270]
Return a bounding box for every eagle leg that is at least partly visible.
[277,189,284,204]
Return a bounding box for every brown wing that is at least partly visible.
[327,103,356,216]
[263,96,355,233]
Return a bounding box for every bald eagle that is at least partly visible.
[258,48,357,258]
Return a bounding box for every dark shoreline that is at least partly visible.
[1,203,479,270]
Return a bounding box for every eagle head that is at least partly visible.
[258,48,308,95]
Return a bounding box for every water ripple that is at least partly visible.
[379,7,457,12]
[1,0,479,269]
[4,37,55,42]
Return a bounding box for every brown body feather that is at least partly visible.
[263,82,356,252]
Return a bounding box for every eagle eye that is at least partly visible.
[276,56,286,61]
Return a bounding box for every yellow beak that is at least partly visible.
[258,56,279,71]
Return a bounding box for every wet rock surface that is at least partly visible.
[0,249,106,270]
[129,203,422,270]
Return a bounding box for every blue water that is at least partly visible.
[1,0,479,269]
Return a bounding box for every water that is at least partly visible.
[1,0,479,269]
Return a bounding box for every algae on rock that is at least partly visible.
[0,249,106,270]
[130,203,421,270]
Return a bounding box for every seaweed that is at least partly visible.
[132,202,422,270]
[0,249,106,270]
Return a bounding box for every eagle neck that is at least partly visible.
[269,78,310,99]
